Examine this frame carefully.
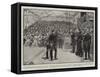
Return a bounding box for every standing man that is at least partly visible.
[76,31,83,57]
[45,33,50,59]
[71,31,76,53]
[48,30,58,61]
[83,30,91,60]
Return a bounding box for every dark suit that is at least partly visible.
[83,33,91,60]
[76,32,83,57]
[48,33,57,60]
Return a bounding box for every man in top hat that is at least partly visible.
[48,30,58,61]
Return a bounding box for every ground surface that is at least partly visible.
[23,46,91,65]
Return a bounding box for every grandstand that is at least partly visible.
[23,11,94,49]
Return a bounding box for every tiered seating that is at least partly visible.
[23,21,74,47]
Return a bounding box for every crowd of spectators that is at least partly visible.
[23,21,73,47]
